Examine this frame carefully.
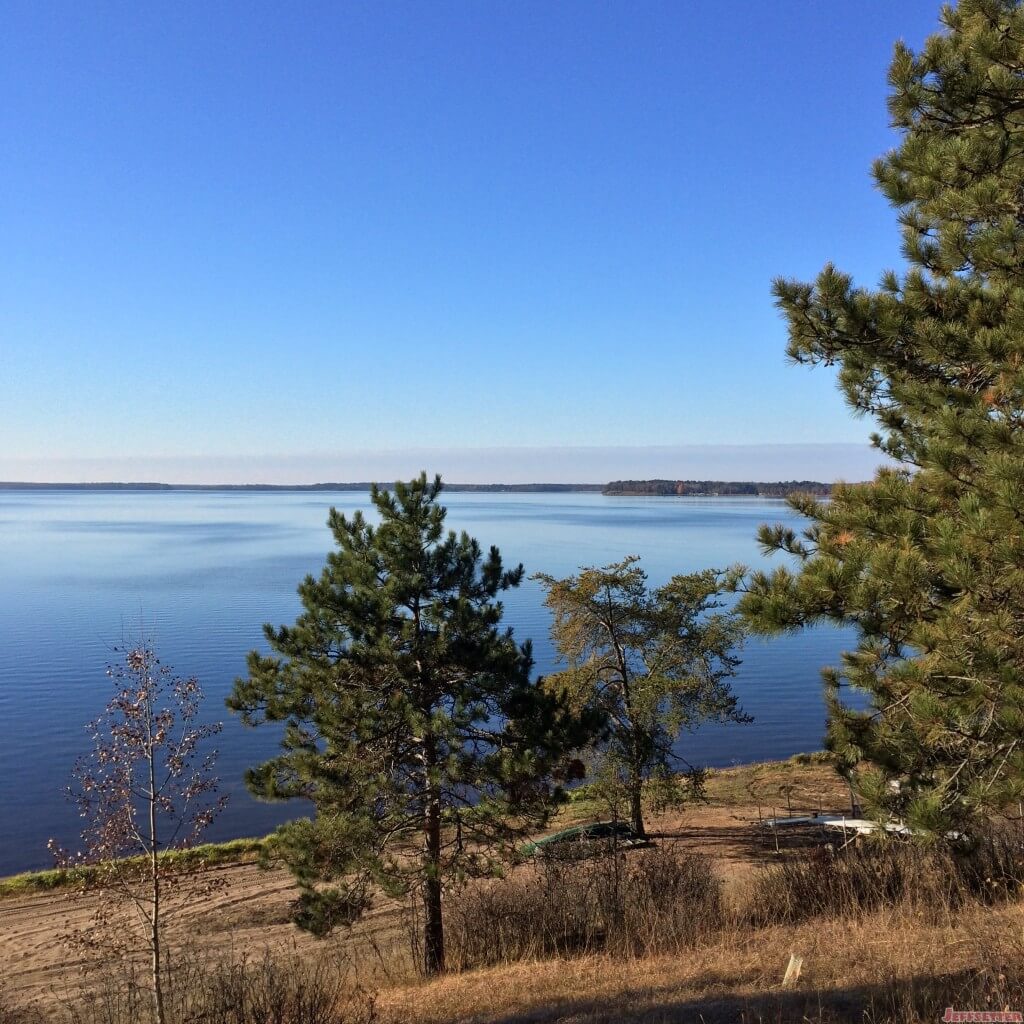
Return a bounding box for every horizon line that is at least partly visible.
[0,477,846,491]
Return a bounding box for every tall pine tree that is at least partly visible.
[739,0,1024,835]
[229,473,588,975]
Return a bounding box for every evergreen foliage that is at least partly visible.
[738,0,1024,833]
[227,473,590,975]
[535,557,746,837]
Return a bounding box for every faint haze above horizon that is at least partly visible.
[0,444,891,487]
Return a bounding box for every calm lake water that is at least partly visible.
[0,489,856,874]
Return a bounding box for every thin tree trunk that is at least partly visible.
[630,770,646,838]
[146,686,166,1024]
[612,618,644,839]
[150,865,164,1024]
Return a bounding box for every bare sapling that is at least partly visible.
[49,644,225,1024]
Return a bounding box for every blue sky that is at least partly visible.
[1,1,941,482]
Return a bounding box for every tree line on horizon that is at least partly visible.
[602,479,834,497]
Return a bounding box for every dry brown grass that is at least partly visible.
[446,844,723,969]
[381,902,1024,1023]
[746,829,1024,926]
[0,951,378,1024]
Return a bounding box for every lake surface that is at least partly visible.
[0,489,856,874]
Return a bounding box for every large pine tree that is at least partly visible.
[228,473,587,975]
[739,0,1024,835]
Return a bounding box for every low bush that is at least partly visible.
[748,829,1024,926]
[446,843,722,969]
[53,952,374,1024]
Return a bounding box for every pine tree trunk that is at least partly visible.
[422,735,445,976]
[422,868,444,974]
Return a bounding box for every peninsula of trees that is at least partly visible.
[602,480,833,497]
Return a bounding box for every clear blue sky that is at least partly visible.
[1,1,942,482]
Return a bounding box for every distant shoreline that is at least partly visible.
[0,479,834,496]
[0,481,605,493]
